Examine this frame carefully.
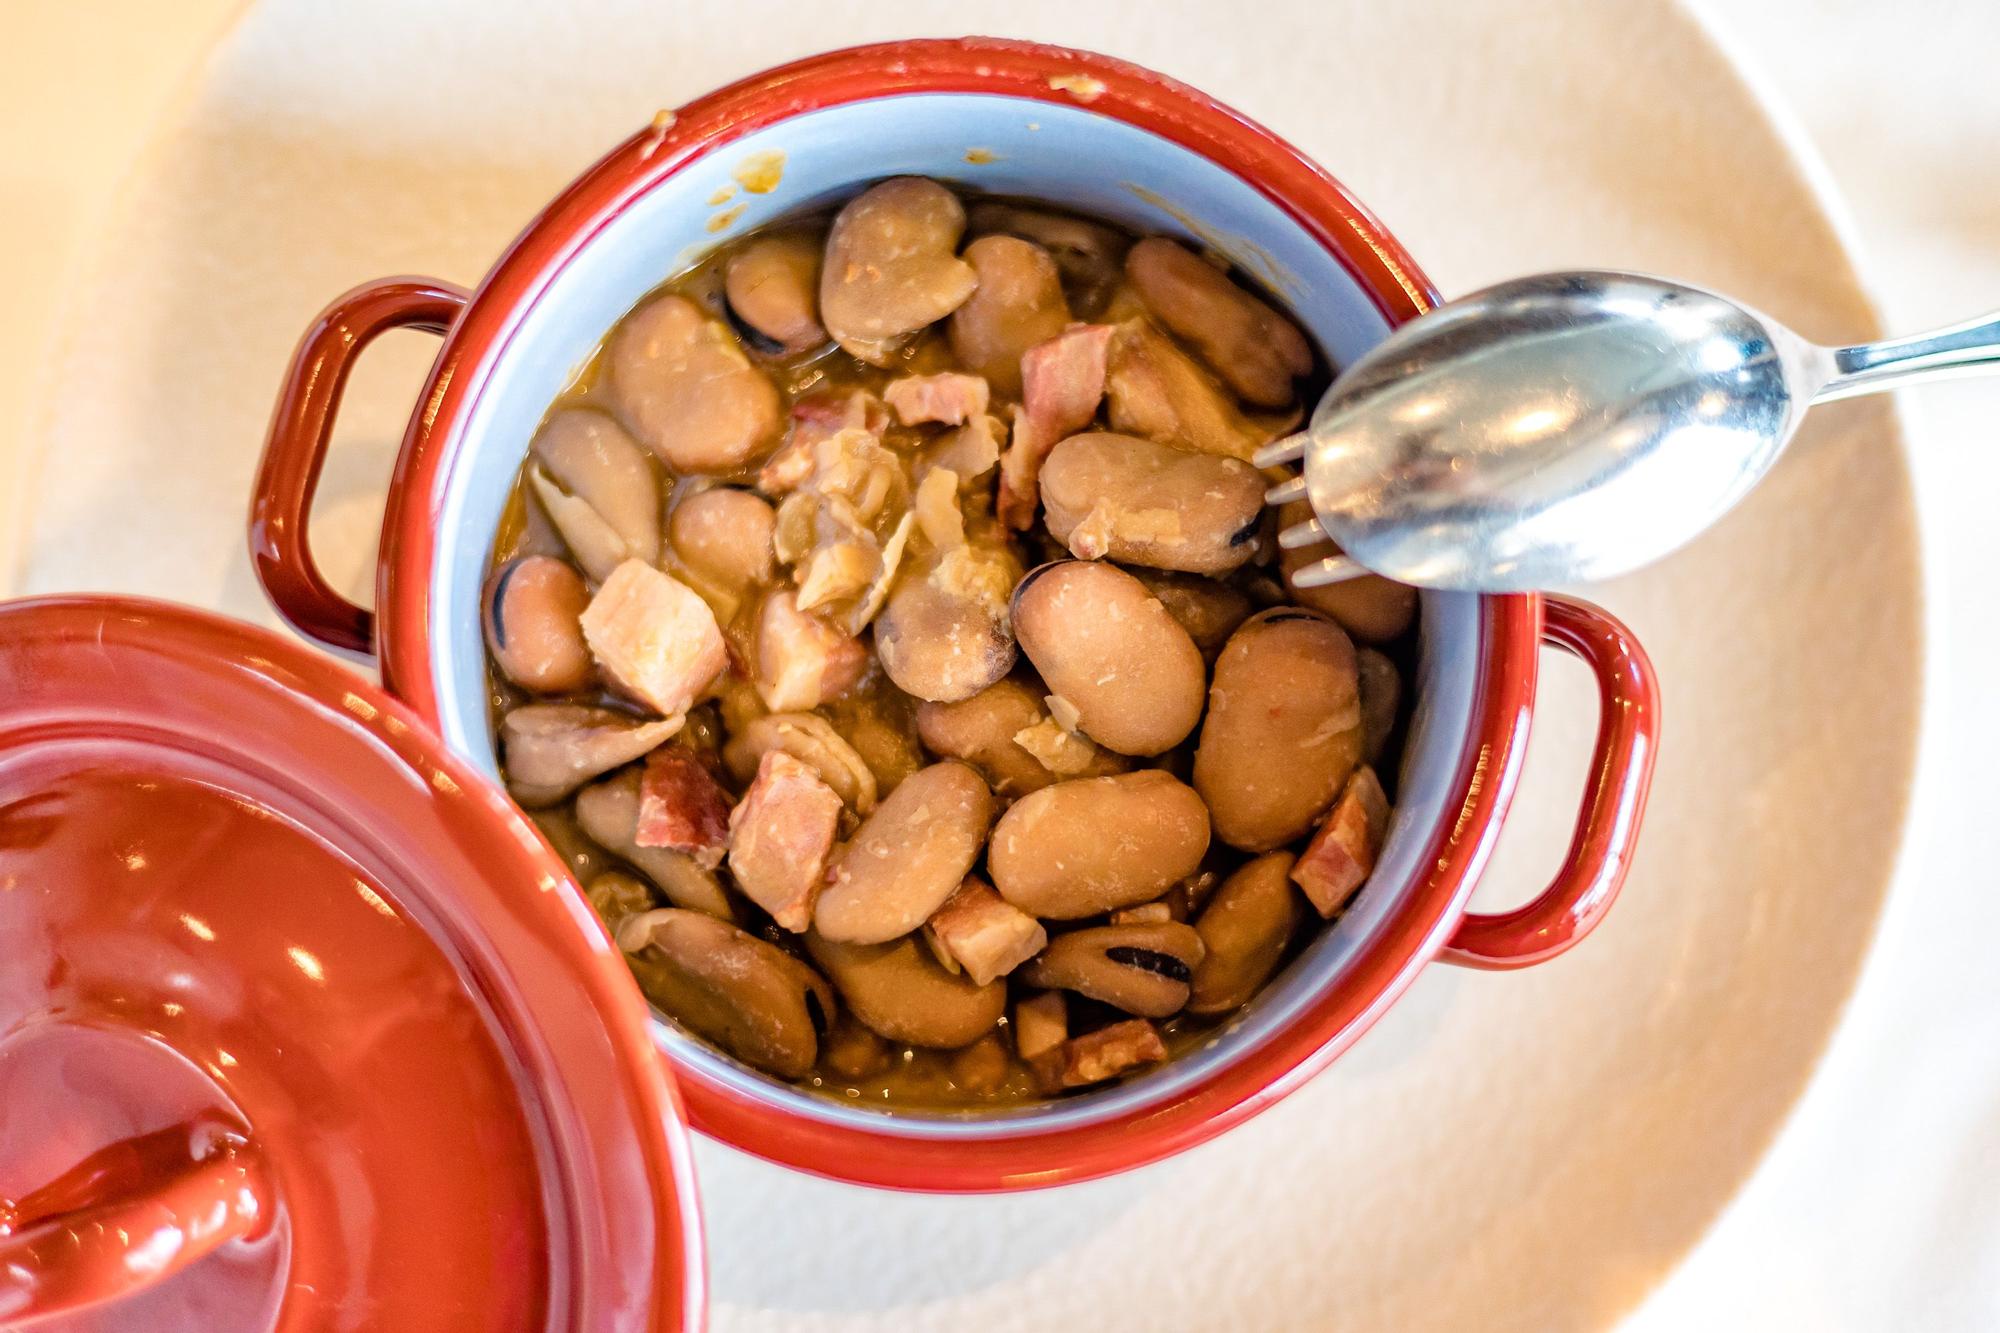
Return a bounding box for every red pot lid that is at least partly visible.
[0,598,704,1330]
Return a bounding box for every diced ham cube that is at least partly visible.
[1030,1018,1167,1091]
[1012,990,1067,1061]
[634,749,732,867]
[761,391,888,494]
[1291,765,1391,917]
[727,750,842,931]
[997,324,1114,528]
[579,560,727,717]
[923,877,1048,986]
[754,589,869,711]
[884,372,991,426]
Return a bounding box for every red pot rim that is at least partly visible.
[372,37,1542,1191]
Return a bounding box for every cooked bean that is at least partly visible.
[1276,500,1419,643]
[823,694,925,797]
[670,488,776,593]
[1021,921,1206,1017]
[1194,609,1362,852]
[576,770,737,920]
[806,932,1006,1049]
[1356,647,1402,766]
[619,909,833,1079]
[1126,568,1252,656]
[1125,238,1312,408]
[1188,853,1304,1016]
[988,770,1210,919]
[483,556,592,693]
[820,1017,892,1079]
[820,178,978,365]
[1104,319,1268,461]
[1011,561,1204,755]
[915,675,1128,797]
[813,762,994,944]
[874,542,1020,703]
[610,292,782,473]
[526,410,662,581]
[500,704,679,807]
[1029,1018,1166,1091]
[1039,433,1264,575]
[723,230,826,354]
[721,711,878,813]
[965,202,1130,318]
[948,1034,1015,1093]
[584,870,657,927]
[948,235,1072,398]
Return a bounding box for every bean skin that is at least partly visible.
[988,770,1211,919]
[1020,920,1207,1017]
[669,487,776,593]
[1011,561,1205,756]
[820,178,978,365]
[1188,852,1304,1016]
[1125,568,1252,657]
[874,542,1020,704]
[813,761,994,944]
[584,870,658,928]
[806,931,1006,1049]
[1039,433,1265,575]
[1356,646,1402,766]
[610,292,782,474]
[528,409,663,581]
[1124,237,1312,408]
[500,704,679,807]
[914,675,1127,797]
[483,556,592,693]
[949,235,1071,398]
[723,230,826,355]
[1277,500,1419,644]
[619,908,834,1079]
[1194,609,1362,852]
[575,770,738,921]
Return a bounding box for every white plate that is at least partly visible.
[9,0,1921,1327]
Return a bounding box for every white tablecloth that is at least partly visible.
[3,3,1995,1326]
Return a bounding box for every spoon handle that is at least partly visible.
[1817,308,2000,401]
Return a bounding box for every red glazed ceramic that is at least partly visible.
[249,38,1660,1192]
[0,598,704,1329]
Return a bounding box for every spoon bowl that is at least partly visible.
[1263,270,2000,591]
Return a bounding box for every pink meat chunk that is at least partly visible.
[997,323,1114,528]
[1030,1018,1167,1091]
[579,560,727,717]
[754,589,869,711]
[761,390,889,493]
[634,749,732,868]
[1291,765,1391,917]
[884,372,991,426]
[726,750,843,932]
[923,878,1048,986]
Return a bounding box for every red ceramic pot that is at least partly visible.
[0,599,704,1329]
[248,38,1659,1193]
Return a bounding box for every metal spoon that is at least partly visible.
[1260,270,2000,592]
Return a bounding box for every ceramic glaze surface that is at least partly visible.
[0,599,704,1330]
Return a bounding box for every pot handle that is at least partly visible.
[1440,595,1659,970]
[0,1120,269,1324]
[249,277,469,655]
